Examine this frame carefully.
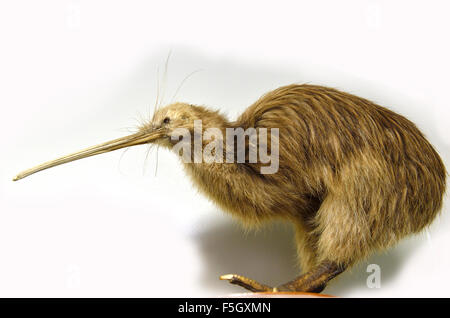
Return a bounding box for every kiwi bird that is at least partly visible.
[13,84,447,294]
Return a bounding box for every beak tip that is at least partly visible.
[10,131,157,182]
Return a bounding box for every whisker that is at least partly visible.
[142,143,155,176]
[117,126,138,134]
[152,65,160,121]
[159,50,172,109]
[170,69,203,103]
[117,147,131,176]
[135,111,147,128]
[155,144,160,177]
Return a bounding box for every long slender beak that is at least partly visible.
[13,129,164,181]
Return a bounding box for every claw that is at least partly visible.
[219,274,234,281]
[220,274,273,293]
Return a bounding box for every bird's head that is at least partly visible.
[13,102,228,181]
[141,102,228,148]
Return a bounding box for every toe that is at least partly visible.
[220,274,273,293]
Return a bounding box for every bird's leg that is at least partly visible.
[220,261,344,293]
[275,261,345,293]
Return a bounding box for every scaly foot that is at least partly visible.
[220,274,275,292]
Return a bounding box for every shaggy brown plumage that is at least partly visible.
[14,84,447,293]
[166,84,447,292]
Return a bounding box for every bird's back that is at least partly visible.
[237,84,446,237]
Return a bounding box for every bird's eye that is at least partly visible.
[163,117,170,124]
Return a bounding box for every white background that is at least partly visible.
[1,0,449,297]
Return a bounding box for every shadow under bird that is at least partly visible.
[14,84,447,294]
